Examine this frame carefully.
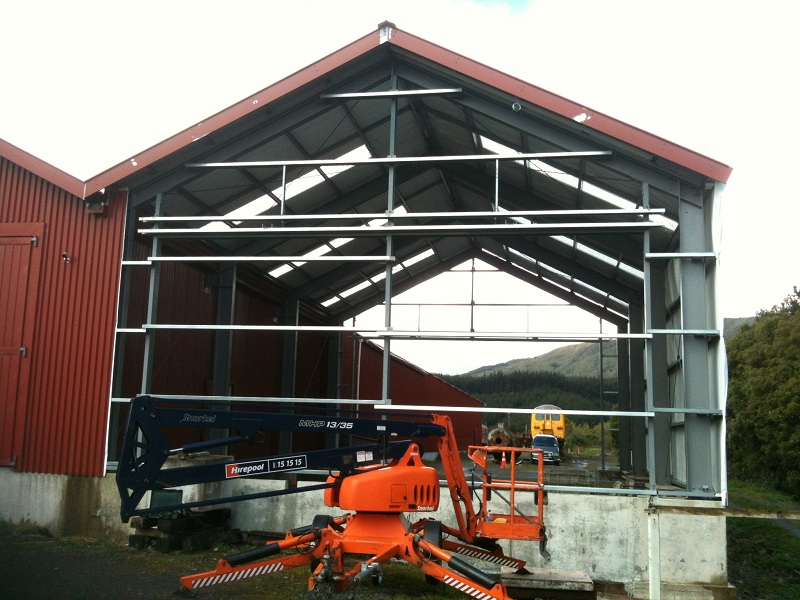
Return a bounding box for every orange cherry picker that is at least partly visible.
[117,395,548,599]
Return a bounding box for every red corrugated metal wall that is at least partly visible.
[231,287,282,397]
[339,335,484,450]
[0,157,126,476]
[116,246,332,401]
[111,248,335,459]
[117,237,217,398]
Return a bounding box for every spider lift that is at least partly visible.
[117,395,547,600]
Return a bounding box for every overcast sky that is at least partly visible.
[1,1,797,373]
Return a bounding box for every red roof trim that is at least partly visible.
[1,25,731,196]
[388,28,732,184]
[0,137,86,198]
[81,30,382,197]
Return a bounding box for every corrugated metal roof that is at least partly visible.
[0,23,729,201]
[386,26,731,183]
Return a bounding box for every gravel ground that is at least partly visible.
[0,524,461,599]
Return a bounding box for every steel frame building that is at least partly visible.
[0,21,735,598]
[101,22,730,498]
[1,20,731,499]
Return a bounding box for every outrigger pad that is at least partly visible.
[471,536,501,553]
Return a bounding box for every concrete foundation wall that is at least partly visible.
[229,482,728,589]
[0,470,127,539]
[0,470,730,598]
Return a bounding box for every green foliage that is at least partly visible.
[727,288,800,499]
[725,481,800,600]
[729,479,800,508]
[564,422,617,457]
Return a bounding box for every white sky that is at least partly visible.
[1,0,797,374]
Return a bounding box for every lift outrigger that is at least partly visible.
[116,395,548,599]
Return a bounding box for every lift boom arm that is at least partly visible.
[116,395,547,600]
[116,395,445,521]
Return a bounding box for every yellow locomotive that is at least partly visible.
[531,404,566,449]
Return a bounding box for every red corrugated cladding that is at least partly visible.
[230,286,283,397]
[340,335,484,450]
[0,157,126,476]
[116,242,331,402]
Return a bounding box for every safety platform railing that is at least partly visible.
[467,445,545,541]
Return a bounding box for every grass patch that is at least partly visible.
[0,519,52,538]
[727,519,800,599]
[727,480,800,599]
[729,480,800,510]
[0,519,464,599]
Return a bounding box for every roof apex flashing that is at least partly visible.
[378,21,395,43]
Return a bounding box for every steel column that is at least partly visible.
[628,301,648,478]
[648,264,670,485]
[381,75,399,404]
[279,301,300,453]
[140,194,162,394]
[642,181,656,489]
[211,265,236,396]
[681,188,715,491]
[679,187,715,493]
[616,323,632,471]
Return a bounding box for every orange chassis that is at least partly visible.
[179,415,547,599]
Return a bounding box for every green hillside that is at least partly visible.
[442,369,609,432]
[442,317,755,435]
[463,317,753,379]
[465,341,617,379]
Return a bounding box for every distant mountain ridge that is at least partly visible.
[462,317,754,378]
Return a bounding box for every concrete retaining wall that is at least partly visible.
[0,470,731,598]
[0,470,125,539]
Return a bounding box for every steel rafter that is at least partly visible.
[477,251,628,327]
[436,161,649,265]
[334,248,483,323]
[478,236,639,308]
[393,62,702,196]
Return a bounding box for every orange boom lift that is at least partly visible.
[117,396,547,599]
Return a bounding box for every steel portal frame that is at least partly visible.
[110,83,726,503]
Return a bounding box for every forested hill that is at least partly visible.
[461,317,753,379]
[440,317,756,433]
[465,342,617,379]
[441,369,607,431]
